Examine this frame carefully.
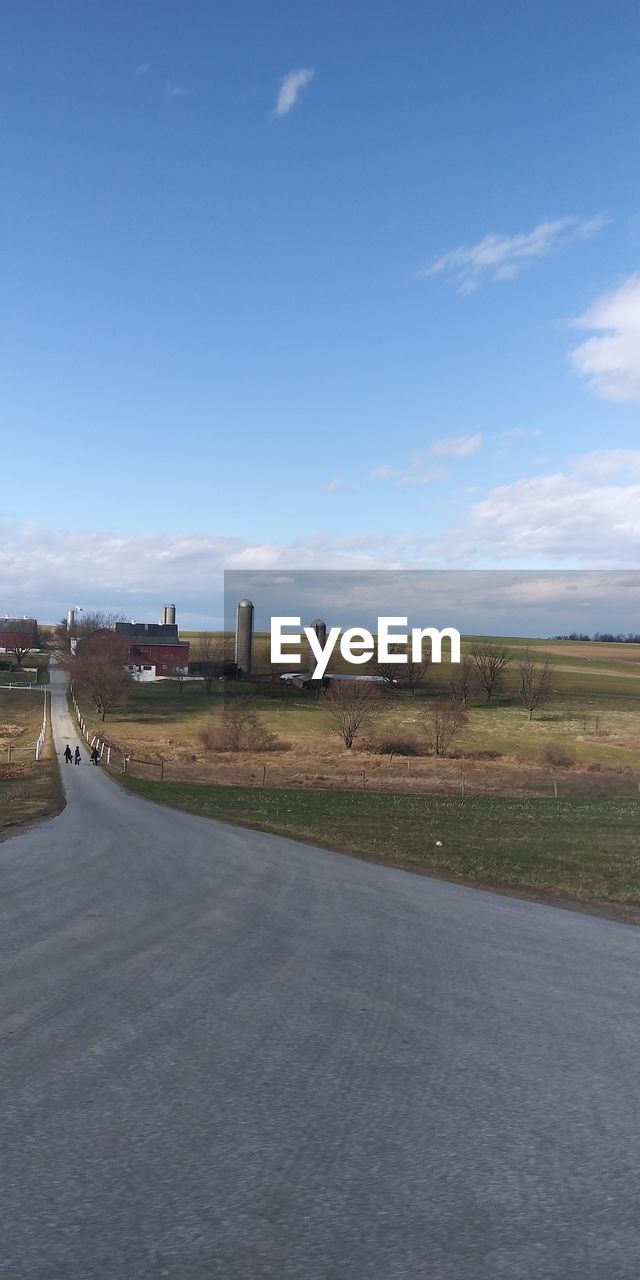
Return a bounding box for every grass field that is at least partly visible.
[0,650,50,685]
[0,687,62,833]
[120,779,640,907]
[74,630,640,794]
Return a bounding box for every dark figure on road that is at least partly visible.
[74,746,81,765]
[64,745,72,764]
[90,746,100,766]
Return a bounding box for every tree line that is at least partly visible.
[554,632,640,643]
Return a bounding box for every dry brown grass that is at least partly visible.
[0,690,63,833]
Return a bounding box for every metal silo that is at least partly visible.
[235,599,254,676]
[66,609,75,633]
[308,619,327,676]
[163,604,176,626]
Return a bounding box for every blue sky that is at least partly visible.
[1,0,639,624]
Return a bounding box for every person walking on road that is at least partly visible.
[64,745,72,764]
[90,746,100,766]
[74,746,81,765]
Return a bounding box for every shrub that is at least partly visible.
[361,733,424,757]
[542,743,576,768]
[418,698,468,757]
[200,707,282,754]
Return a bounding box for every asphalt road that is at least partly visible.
[1,666,640,1279]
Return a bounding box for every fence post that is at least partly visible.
[106,747,111,765]
[123,756,129,774]
[460,770,465,799]
[160,759,164,780]
[553,778,558,799]
[261,764,266,786]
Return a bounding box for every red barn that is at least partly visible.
[115,621,190,679]
[0,618,39,658]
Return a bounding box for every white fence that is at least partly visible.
[35,689,49,760]
[0,682,47,691]
[69,686,111,764]
[1,685,49,761]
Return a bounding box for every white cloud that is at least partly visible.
[430,432,482,457]
[569,274,640,405]
[135,62,149,76]
[468,449,640,563]
[164,79,186,98]
[274,68,315,117]
[0,522,447,622]
[423,215,607,293]
[5,450,640,624]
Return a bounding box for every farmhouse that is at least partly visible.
[115,620,190,681]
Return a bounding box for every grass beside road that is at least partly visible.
[0,688,63,835]
[120,777,640,906]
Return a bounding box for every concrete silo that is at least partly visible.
[308,619,327,677]
[235,599,254,676]
[163,604,176,626]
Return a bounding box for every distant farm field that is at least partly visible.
[74,634,640,799]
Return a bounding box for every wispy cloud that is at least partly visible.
[368,461,442,487]
[569,274,640,406]
[327,437,481,494]
[273,68,315,117]
[164,79,186,98]
[502,427,544,439]
[135,62,150,76]
[423,216,607,293]
[323,474,360,493]
[430,432,482,457]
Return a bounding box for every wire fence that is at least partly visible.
[66,691,640,800]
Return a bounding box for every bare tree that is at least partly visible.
[3,624,38,668]
[74,611,127,638]
[471,642,511,702]
[400,655,432,697]
[518,648,554,720]
[167,663,187,694]
[375,640,431,696]
[72,631,129,721]
[319,679,381,749]
[53,611,126,656]
[449,655,476,706]
[192,632,226,694]
[419,698,468,757]
[374,660,400,687]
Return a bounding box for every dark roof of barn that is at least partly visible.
[115,622,182,645]
[0,617,37,633]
